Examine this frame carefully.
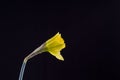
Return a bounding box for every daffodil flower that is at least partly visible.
[18,32,66,80]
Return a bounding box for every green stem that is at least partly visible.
[18,44,44,80]
[18,60,27,80]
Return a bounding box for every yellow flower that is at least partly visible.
[45,32,66,61]
[24,32,66,62]
[19,32,66,80]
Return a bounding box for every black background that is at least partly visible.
[1,0,120,80]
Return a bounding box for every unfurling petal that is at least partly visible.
[45,32,66,60]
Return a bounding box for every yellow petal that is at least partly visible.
[46,32,65,50]
[49,50,64,61]
[46,32,60,43]
[46,32,64,46]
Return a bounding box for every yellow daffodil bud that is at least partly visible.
[45,32,65,61]
[24,32,66,62]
